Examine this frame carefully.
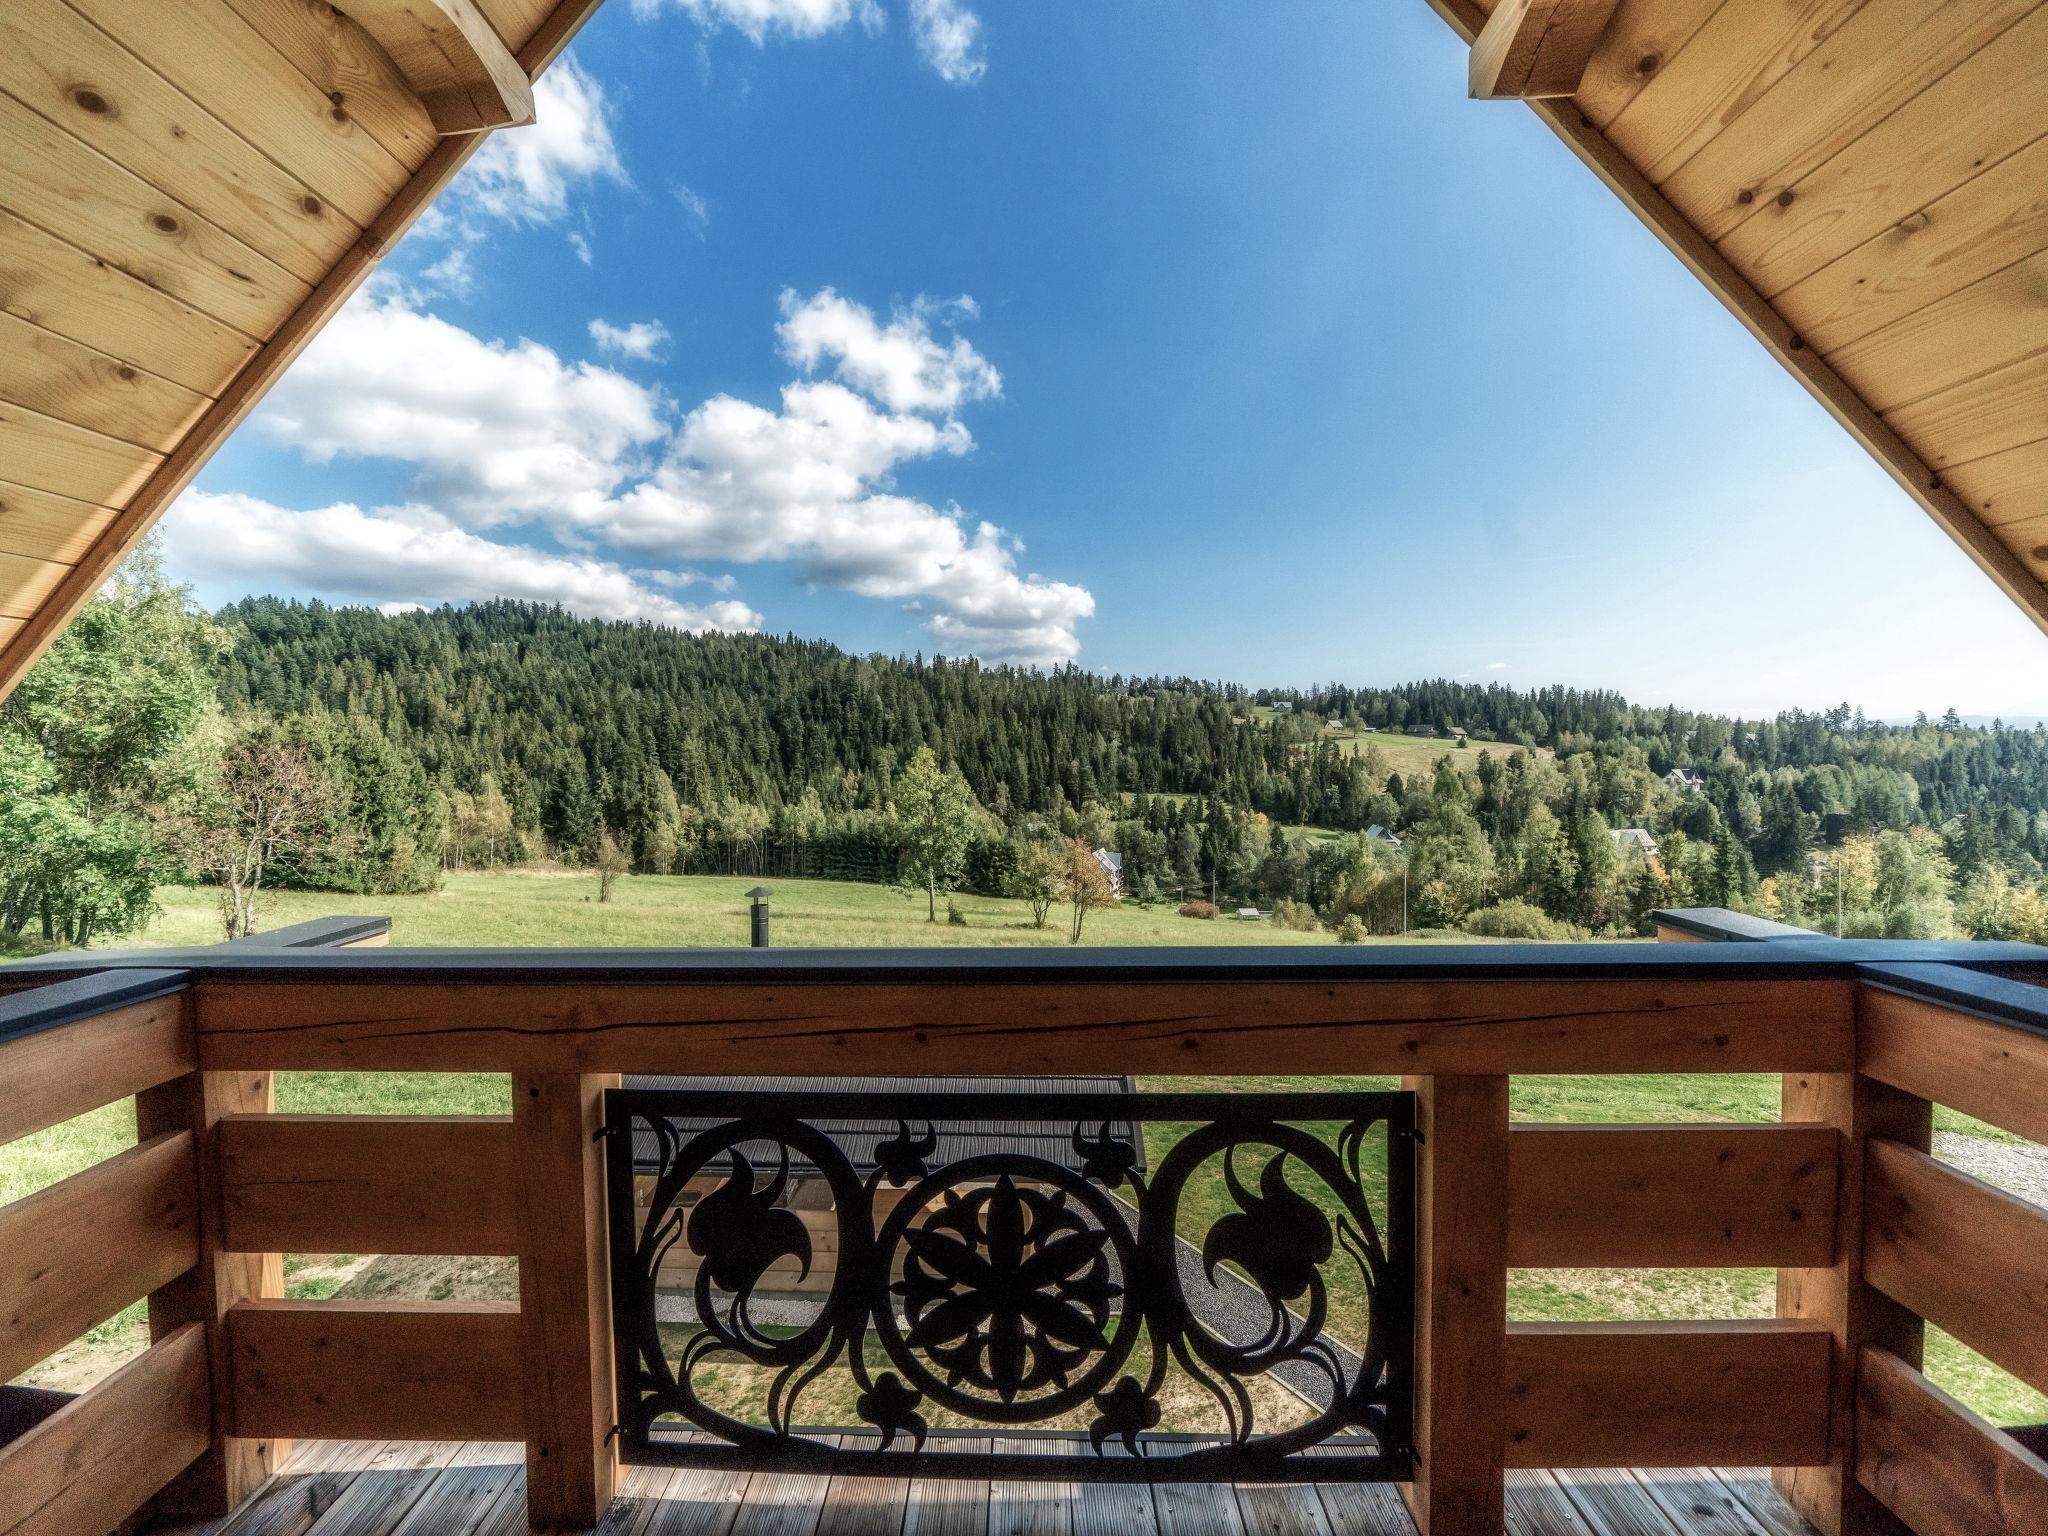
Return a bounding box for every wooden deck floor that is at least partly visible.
[151,1440,1821,1536]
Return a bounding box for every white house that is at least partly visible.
[1091,847,1124,896]
[1612,828,1660,858]
[1365,824,1404,852]
[1665,768,1705,792]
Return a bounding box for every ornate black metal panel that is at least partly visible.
[604,1087,1413,1483]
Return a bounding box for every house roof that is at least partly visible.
[1426,0,2048,636]
[1,1,2043,699]
[0,0,608,699]
[623,1074,1146,1178]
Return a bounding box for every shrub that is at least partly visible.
[946,898,968,927]
[1460,900,1585,941]
[1178,901,1218,920]
[1270,899,1319,932]
[1335,915,1367,944]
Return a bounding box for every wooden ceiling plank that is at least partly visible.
[332,0,535,135]
[0,207,257,398]
[1574,0,1726,130]
[61,0,415,228]
[0,310,213,452]
[1830,248,2048,415]
[1471,0,1625,100]
[1659,0,2037,244]
[0,89,309,338]
[1421,0,2048,635]
[1883,351,2048,470]
[1982,505,2048,584]
[0,552,72,622]
[217,0,442,170]
[1947,437,2048,530]
[0,400,166,508]
[1718,5,2048,300]
[0,0,361,288]
[0,480,118,565]
[1603,0,1869,187]
[0,0,614,701]
[1775,130,2048,357]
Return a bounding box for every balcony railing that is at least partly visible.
[2,914,2045,1535]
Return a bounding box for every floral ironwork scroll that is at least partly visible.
[604,1087,1413,1483]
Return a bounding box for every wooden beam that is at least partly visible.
[0,1131,197,1385]
[1399,1074,1507,1535]
[227,1299,524,1441]
[514,1073,619,1528]
[332,0,534,134]
[1422,0,2048,638]
[1506,1122,1838,1268]
[1774,1066,1927,1536]
[1862,1136,2048,1398]
[0,0,610,703]
[0,1324,210,1536]
[137,1069,288,1517]
[1855,1346,2048,1536]
[1503,1320,1833,1468]
[1858,983,2048,1145]
[1470,0,1623,100]
[0,985,191,1146]
[218,1113,517,1255]
[190,976,1853,1075]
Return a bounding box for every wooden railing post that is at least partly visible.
[135,1063,285,1517]
[1399,1073,1508,1535]
[514,1071,620,1529]
[1777,1036,1930,1536]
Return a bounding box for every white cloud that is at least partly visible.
[634,0,860,40]
[568,230,594,265]
[256,289,667,527]
[164,492,761,632]
[1488,660,1508,670]
[777,288,999,416]
[588,318,672,361]
[240,286,1092,665]
[671,182,710,235]
[908,0,985,84]
[457,57,625,225]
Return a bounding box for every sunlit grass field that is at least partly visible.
[5,871,2042,1426]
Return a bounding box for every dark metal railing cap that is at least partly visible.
[0,968,189,1047]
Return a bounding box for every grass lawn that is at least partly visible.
[1324,729,1537,779]
[6,872,2042,1428]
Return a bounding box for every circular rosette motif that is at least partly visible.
[875,1156,1140,1422]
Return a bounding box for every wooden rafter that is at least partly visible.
[334,0,535,134]
[1470,0,1621,100]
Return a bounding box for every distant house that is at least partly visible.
[1362,725,1380,734]
[1665,768,1705,792]
[1270,701,1293,713]
[1234,907,1264,921]
[1612,828,1660,858]
[1328,719,1345,730]
[1092,847,1124,896]
[1365,824,1404,852]
[1449,726,1469,741]
[1414,724,1439,737]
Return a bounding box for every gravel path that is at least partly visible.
[1934,1130,2048,1206]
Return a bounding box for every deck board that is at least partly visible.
[147,1443,1823,1535]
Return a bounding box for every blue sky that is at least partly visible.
[166,0,2048,721]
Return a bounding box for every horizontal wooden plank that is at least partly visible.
[0,0,361,286]
[1506,1122,1838,1267]
[217,0,442,169]
[0,310,212,453]
[0,1323,210,1536]
[0,400,162,509]
[190,976,1855,1074]
[1717,3,2048,298]
[1833,247,2048,416]
[0,207,258,397]
[1855,1345,2048,1536]
[1778,130,2048,358]
[0,1130,198,1384]
[228,1299,524,1440]
[0,990,193,1147]
[61,0,417,227]
[1571,0,1724,131]
[0,479,118,564]
[1955,437,2048,531]
[0,90,305,338]
[0,550,68,622]
[1862,1136,2048,1397]
[1857,981,2048,1144]
[219,1114,518,1255]
[1885,351,2048,470]
[1503,1320,1832,1467]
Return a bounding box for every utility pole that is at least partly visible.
[1402,860,1409,936]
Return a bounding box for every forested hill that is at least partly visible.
[209,597,2048,938]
